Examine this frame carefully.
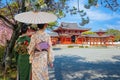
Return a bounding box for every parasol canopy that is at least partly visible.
[14,11,57,24]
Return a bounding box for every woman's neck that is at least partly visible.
[38,29,44,33]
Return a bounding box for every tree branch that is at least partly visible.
[21,0,26,12]
[6,0,16,23]
[104,0,114,10]
[16,0,20,8]
[0,15,15,27]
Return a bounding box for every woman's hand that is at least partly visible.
[49,63,54,68]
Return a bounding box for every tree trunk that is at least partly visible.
[2,24,21,72]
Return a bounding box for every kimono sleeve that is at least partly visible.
[28,34,36,55]
[47,35,54,63]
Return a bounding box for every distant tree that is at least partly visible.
[82,30,95,35]
[106,29,120,41]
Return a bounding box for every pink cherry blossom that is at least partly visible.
[0,20,13,46]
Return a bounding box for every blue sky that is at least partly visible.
[57,0,120,31]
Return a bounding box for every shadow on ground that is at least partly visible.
[49,56,120,80]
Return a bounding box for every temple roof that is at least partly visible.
[54,22,90,31]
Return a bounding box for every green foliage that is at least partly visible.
[56,10,65,18]
[88,0,97,5]
[79,46,84,48]
[85,46,89,48]
[68,46,74,48]
[0,1,19,19]
[0,46,17,80]
[47,22,58,30]
[84,0,97,9]
[106,29,120,41]
[29,0,45,10]
[82,31,95,35]
[0,70,17,80]
[80,17,89,26]
[0,45,5,62]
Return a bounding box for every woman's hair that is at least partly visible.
[30,27,37,31]
[37,24,45,29]
[20,26,28,35]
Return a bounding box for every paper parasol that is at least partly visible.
[14,11,57,24]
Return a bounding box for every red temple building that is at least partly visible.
[50,22,114,46]
[86,29,114,46]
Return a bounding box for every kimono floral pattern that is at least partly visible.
[15,36,30,54]
[28,31,54,80]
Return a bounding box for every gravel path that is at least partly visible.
[49,48,120,80]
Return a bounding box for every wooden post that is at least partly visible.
[90,38,91,46]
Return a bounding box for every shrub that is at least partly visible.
[85,46,89,48]
[0,46,17,80]
[79,46,84,48]
[68,46,74,48]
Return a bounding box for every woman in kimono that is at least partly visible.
[28,24,54,80]
[15,26,35,80]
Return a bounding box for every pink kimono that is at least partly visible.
[28,31,54,80]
